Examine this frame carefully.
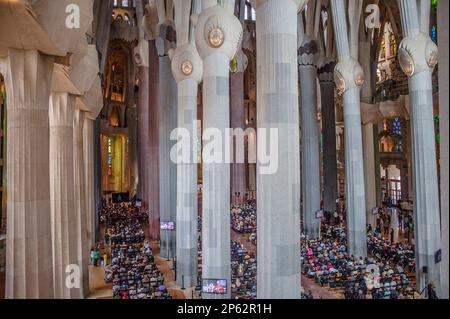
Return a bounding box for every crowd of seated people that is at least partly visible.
[231,203,257,234]
[105,220,171,299]
[105,220,145,245]
[231,241,256,299]
[301,225,413,299]
[99,203,149,224]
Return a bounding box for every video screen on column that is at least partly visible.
[372,207,379,215]
[202,279,227,295]
[160,221,175,231]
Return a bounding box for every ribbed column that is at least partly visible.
[343,88,367,258]
[4,49,54,299]
[73,109,89,297]
[318,62,338,217]
[299,39,321,238]
[170,37,202,288]
[230,66,246,205]
[331,0,367,259]
[148,40,161,241]
[175,79,198,287]
[83,117,96,248]
[362,123,377,227]
[137,65,150,208]
[49,92,80,299]
[398,0,441,295]
[409,72,441,295]
[195,3,242,299]
[254,0,303,298]
[159,55,177,259]
[438,0,449,299]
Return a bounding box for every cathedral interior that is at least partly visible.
[0,0,448,301]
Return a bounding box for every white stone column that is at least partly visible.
[49,92,81,299]
[158,55,178,259]
[195,2,242,299]
[331,0,367,259]
[83,116,96,248]
[231,50,248,205]
[299,38,321,238]
[170,41,202,287]
[73,109,89,297]
[362,123,377,227]
[4,49,54,299]
[253,0,305,299]
[318,61,338,217]
[397,0,441,295]
[438,0,449,300]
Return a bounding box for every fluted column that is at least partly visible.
[83,117,96,248]
[253,0,305,299]
[73,109,89,297]
[397,0,441,295]
[49,92,81,299]
[195,2,242,299]
[158,54,178,259]
[231,50,247,205]
[362,123,377,227]
[438,0,449,300]
[171,40,202,287]
[4,49,54,299]
[331,0,367,259]
[299,38,321,238]
[148,40,161,241]
[318,61,338,217]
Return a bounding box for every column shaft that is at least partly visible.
[202,53,231,299]
[256,0,301,299]
[409,72,441,294]
[320,81,338,216]
[83,117,96,248]
[176,79,198,287]
[49,92,80,299]
[73,110,89,297]
[137,66,150,207]
[343,88,367,259]
[159,56,177,258]
[299,65,321,238]
[362,123,377,227]
[5,49,54,299]
[230,71,246,204]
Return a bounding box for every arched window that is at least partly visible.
[122,0,129,7]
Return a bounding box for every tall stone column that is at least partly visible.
[331,0,367,259]
[362,123,377,227]
[231,50,247,205]
[83,117,96,248]
[158,54,178,259]
[148,40,161,241]
[397,0,441,295]
[73,109,89,297]
[135,40,150,208]
[4,49,54,299]
[253,0,305,299]
[318,61,338,217]
[49,92,81,299]
[438,0,449,300]
[299,38,321,238]
[170,39,202,287]
[195,2,242,299]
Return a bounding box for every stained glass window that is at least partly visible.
[393,117,401,136]
[431,25,437,44]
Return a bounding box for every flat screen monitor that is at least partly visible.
[202,279,227,295]
[135,200,142,208]
[372,207,379,215]
[160,221,175,231]
[315,210,324,219]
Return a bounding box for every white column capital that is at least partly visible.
[134,39,149,67]
[251,0,307,13]
[398,33,438,77]
[170,43,203,84]
[194,5,243,61]
[334,57,364,94]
